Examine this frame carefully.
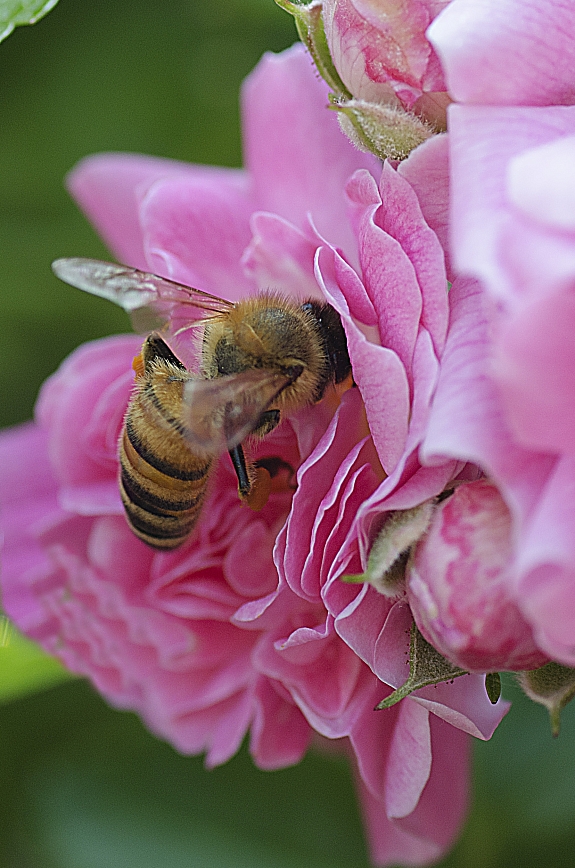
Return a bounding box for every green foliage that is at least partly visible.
[0,620,72,702]
[342,501,435,595]
[0,0,59,43]
[0,681,370,868]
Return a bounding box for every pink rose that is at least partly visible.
[0,45,502,866]
[322,0,452,126]
[423,0,575,666]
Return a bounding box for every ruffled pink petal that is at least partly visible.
[316,244,410,473]
[391,714,470,858]
[397,134,451,278]
[421,278,556,527]
[249,679,312,770]
[384,699,431,819]
[356,775,446,867]
[347,171,422,377]
[58,481,123,516]
[175,690,254,766]
[241,211,321,300]
[516,455,575,664]
[253,627,370,739]
[0,423,55,504]
[321,456,382,611]
[224,519,279,599]
[375,164,448,357]
[335,584,394,670]
[0,424,60,581]
[495,285,575,457]
[139,170,256,300]
[429,0,575,106]
[277,389,374,603]
[67,153,206,269]
[208,694,256,767]
[448,104,575,307]
[347,678,402,803]
[354,709,469,868]
[242,44,379,264]
[35,335,139,488]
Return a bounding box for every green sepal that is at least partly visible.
[485,672,502,704]
[341,501,436,596]
[376,622,468,710]
[274,0,351,97]
[0,0,60,44]
[332,97,434,161]
[517,662,575,737]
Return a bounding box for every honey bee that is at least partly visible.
[51,258,352,550]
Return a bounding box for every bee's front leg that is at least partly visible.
[228,444,251,499]
[228,412,281,511]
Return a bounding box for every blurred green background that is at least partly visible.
[1,1,575,866]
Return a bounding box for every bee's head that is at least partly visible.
[201,294,328,407]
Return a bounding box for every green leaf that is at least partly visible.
[376,623,468,709]
[0,618,73,702]
[0,0,60,43]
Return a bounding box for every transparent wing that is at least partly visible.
[51,257,232,334]
[182,370,289,454]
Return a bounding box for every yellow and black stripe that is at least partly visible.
[119,335,212,550]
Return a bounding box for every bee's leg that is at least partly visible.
[229,413,281,511]
[228,444,251,498]
[229,443,275,512]
[252,410,280,438]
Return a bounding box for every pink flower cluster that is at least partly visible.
[0,44,509,866]
[407,0,575,671]
[318,0,575,675]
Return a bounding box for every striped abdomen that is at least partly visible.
[119,336,212,550]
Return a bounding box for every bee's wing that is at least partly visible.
[182,370,290,454]
[51,257,232,333]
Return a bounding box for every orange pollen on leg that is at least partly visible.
[243,466,272,512]
[132,353,145,378]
